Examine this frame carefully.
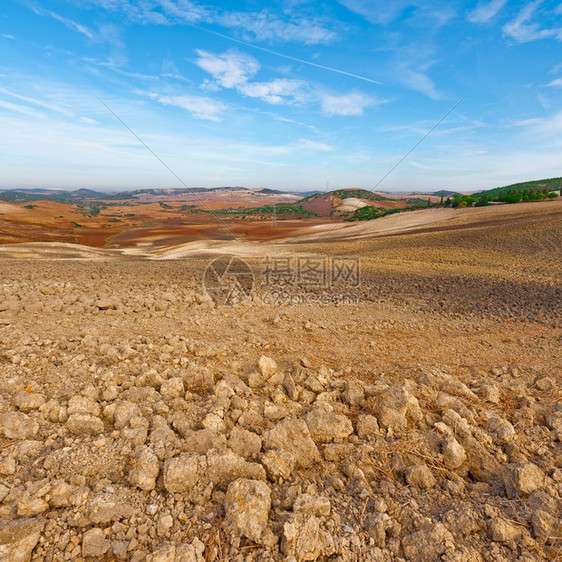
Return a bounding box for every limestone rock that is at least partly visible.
[405,464,436,489]
[261,449,296,480]
[0,518,45,562]
[66,413,104,435]
[402,523,454,562]
[82,527,109,558]
[503,462,547,497]
[262,418,320,468]
[179,428,227,455]
[68,396,100,417]
[113,400,142,430]
[488,518,521,542]
[13,391,45,412]
[293,494,331,517]
[258,356,278,379]
[128,446,160,491]
[343,380,365,407]
[228,426,262,460]
[206,448,266,489]
[163,453,200,494]
[304,403,353,444]
[87,494,134,524]
[356,414,380,440]
[0,412,39,440]
[442,437,467,469]
[160,377,184,399]
[281,514,335,561]
[225,479,271,544]
[486,415,516,445]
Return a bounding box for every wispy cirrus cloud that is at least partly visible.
[319,91,377,116]
[292,139,334,151]
[546,77,562,87]
[31,6,95,39]
[516,110,562,137]
[502,1,562,43]
[215,11,336,45]
[337,0,454,26]
[468,0,508,24]
[135,90,227,121]
[72,0,337,45]
[0,87,74,116]
[392,46,440,100]
[0,99,40,116]
[31,7,127,65]
[337,0,416,25]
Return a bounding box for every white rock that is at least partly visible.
[258,356,278,379]
[82,527,109,557]
[225,479,271,543]
[0,518,45,562]
[405,464,436,489]
[128,446,160,491]
[163,453,200,494]
[304,404,353,444]
[66,414,104,436]
[262,418,320,469]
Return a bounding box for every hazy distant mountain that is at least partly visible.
[433,190,460,197]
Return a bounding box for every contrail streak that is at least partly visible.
[373,97,465,190]
[189,23,385,86]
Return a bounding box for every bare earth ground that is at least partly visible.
[0,201,561,561]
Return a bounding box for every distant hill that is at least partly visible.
[474,177,562,198]
[0,186,256,204]
[297,188,390,205]
[296,190,323,197]
[259,188,284,194]
[331,188,391,202]
[433,190,460,197]
[0,188,135,203]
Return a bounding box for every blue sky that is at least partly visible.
[1,0,561,192]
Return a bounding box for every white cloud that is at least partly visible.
[36,8,96,39]
[161,59,190,82]
[516,110,562,136]
[239,78,307,105]
[401,69,440,100]
[0,87,74,116]
[319,92,376,116]
[216,11,336,44]
[468,0,508,23]
[74,1,336,45]
[392,47,441,99]
[1,34,15,40]
[138,91,227,121]
[194,49,259,88]
[194,49,378,114]
[547,77,562,87]
[79,116,101,125]
[338,0,415,24]
[293,139,334,151]
[0,99,40,116]
[337,0,454,26]
[194,49,308,105]
[502,1,562,43]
